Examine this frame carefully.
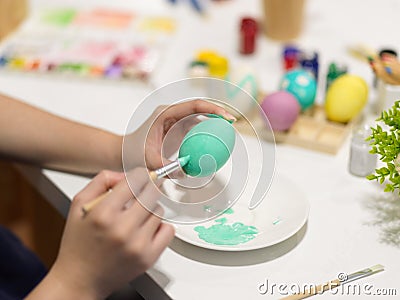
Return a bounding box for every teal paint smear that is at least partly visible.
[178,155,190,167]
[214,217,227,224]
[194,217,258,246]
[272,217,282,225]
[223,208,234,214]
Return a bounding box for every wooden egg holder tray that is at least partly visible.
[234,105,360,155]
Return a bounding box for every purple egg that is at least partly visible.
[261,91,301,131]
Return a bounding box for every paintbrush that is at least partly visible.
[81,155,190,214]
[149,155,190,181]
[347,44,377,63]
[280,264,384,300]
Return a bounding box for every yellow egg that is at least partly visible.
[325,75,368,123]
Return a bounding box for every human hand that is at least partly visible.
[126,100,236,171]
[40,169,174,300]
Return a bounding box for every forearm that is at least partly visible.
[0,93,123,174]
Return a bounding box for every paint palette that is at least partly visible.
[174,172,309,251]
[0,7,176,82]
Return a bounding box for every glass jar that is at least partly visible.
[349,124,377,177]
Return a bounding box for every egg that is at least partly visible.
[325,74,368,123]
[261,91,301,131]
[178,116,236,177]
[279,69,317,110]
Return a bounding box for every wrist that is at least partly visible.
[108,134,123,171]
[25,267,104,300]
[122,131,146,169]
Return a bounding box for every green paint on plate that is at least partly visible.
[272,217,282,225]
[194,217,258,246]
[223,208,234,214]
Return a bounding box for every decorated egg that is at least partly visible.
[325,74,368,123]
[279,69,317,110]
[179,116,236,177]
[261,91,301,131]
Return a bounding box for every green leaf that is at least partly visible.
[391,175,400,184]
[384,184,394,192]
[381,167,390,175]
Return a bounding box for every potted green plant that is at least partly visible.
[367,100,400,192]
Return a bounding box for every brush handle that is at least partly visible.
[82,164,176,214]
[82,190,111,214]
[280,279,341,300]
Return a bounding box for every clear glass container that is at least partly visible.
[349,124,377,177]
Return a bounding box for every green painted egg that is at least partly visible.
[178,117,236,177]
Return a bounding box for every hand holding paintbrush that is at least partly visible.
[32,169,176,300]
[82,156,190,214]
[21,99,236,298]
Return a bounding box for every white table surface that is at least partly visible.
[1,0,400,299]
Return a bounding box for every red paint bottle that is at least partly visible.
[240,17,258,55]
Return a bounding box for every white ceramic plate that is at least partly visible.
[174,173,309,251]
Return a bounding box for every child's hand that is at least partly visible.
[40,169,174,299]
[126,100,236,171]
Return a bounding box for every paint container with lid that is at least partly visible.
[239,17,258,55]
[298,50,319,80]
[282,45,300,71]
[379,48,397,60]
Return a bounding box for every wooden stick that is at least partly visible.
[81,171,158,214]
[82,191,111,214]
[280,279,341,300]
